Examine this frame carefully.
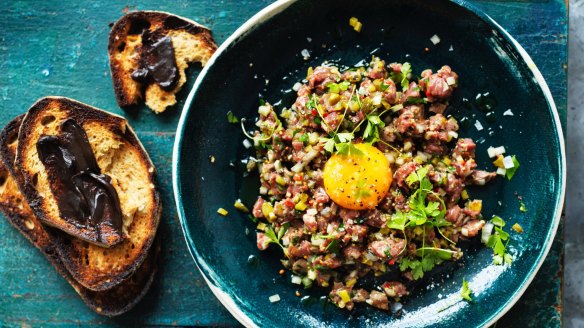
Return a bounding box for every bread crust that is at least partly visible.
[13,97,161,290]
[0,115,158,316]
[108,10,217,111]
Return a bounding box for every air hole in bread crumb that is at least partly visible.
[31,173,38,186]
[131,243,135,249]
[85,253,89,265]
[117,42,126,53]
[128,19,151,35]
[40,115,56,126]
[0,172,6,187]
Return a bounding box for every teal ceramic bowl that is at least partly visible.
[173,0,566,326]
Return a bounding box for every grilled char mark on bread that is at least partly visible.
[0,116,158,316]
[108,11,217,113]
[15,97,161,290]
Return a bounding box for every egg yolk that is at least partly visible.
[322,143,392,210]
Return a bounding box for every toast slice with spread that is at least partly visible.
[0,115,158,316]
[108,11,217,113]
[13,97,161,290]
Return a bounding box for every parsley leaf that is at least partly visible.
[336,142,364,156]
[485,216,514,265]
[388,211,408,230]
[461,278,473,301]
[400,62,412,90]
[336,132,354,143]
[363,115,385,143]
[298,133,309,143]
[264,222,290,253]
[226,111,239,124]
[321,137,336,153]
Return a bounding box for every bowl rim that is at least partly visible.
[172,0,566,326]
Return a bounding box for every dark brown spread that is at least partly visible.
[36,119,123,241]
[131,29,179,91]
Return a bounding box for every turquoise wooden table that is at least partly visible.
[0,1,566,327]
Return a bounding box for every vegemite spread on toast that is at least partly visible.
[130,29,179,91]
[36,119,123,244]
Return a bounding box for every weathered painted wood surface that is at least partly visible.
[0,0,566,326]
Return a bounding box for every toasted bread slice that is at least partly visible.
[108,10,217,113]
[0,116,158,316]
[14,97,161,290]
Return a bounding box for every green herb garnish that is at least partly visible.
[389,167,455,279]
[264,222,290,255]
[226,111,239,124]
[505,155,520,180]
[486,216,513,265]
[390,62,412,91]
[519,199,527,212]
[461,278,473,301]
[298,133,309,143]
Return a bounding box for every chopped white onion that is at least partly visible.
[306,208,317,216]
[274,160,283,171]
[449,45,454,52]
[461,227,469,237]
[372,93,382,106]
[448,130,459,139]
[416,151,430,162]
[291,275,302,285]
[243,139,252,149]
[291,162,304,173]
[292,82,302,92]
[311,237,325,246]
[430,34,441,45]
[320,207,332,217]
[487,145,506,158]
[391,302,404,313]
[503,109,514,116]
[474,120,484,131]
[258,105,271,117]
[259,186,268,195]
[365,252,379,262]
[481,222,494,244]
[385,153,395,164]
[446,76,456,86]
[503,156,515,169]
[269,294,281,303]
[496,167,507,176]
[301,49,310,59]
